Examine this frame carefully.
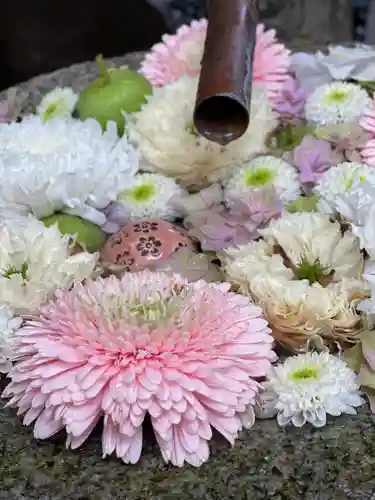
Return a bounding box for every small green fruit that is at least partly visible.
[76,55,152,136]
[41,213,107,252]
[286,195,320,213]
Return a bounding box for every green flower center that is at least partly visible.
[118,182,156,203]
[325,89,348,104]
[346,175,367,191]
[295,258,329,285]
[41,103,59,123]
[290,366,319,382]
[3,262,29,280]
[244,167,275,187]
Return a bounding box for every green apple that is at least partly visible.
[41,213,107,252]
[75,54,152,136]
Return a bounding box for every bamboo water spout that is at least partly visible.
[193,0,259,146]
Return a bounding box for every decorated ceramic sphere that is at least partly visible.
[101,219,196,271]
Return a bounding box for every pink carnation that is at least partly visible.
[3,271,274,468]
[140,19,290,102]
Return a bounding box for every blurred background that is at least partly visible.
[0,0,372,92]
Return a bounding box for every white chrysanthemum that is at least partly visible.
[314,162,375,214]
[335,182,375,259]
[0,215,98,315]
[224,155,300,204]
[305,82,371,126]
[127,76,278,189]
[37,87,78,122]
[257,352,364,427]
[116,172,184,220]
[0,115,139,226]
[219,212,368,352]
[0,304,22,374]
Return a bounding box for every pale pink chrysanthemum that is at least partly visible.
[3,271,274,468]
[140,19,291,102]
[359,101,375,165]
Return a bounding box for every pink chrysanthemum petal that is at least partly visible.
[3,271,274,468]
[359,101,375,165]
[140,19,290,102]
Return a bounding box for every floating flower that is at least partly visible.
[291,45,375,93]
[335,181,375,258]
[219,212,368,352]
[316,123,372,164]
[0,115,139,226]
[314,161,375,214]
[305,82,371,126]
[288,136,336,186]
[0,215,98,315]
[186,186,282,251]
[3,271,274,467]
[224,155,300,204]
[127,77,277,189]
[37,87,78,122]
[257,352,364,427]
[113,173,184,222]
[140,20,290,102]
[0,305,22,374]
[272,78,307,124]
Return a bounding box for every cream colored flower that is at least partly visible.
[127,76,278,189]
[0,215,98,314]
[220,213,368,352]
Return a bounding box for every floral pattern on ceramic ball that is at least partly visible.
[101,219,196,271]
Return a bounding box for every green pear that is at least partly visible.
[41,213,107,252]
[76,55,152,136]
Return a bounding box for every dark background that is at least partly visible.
[0,0,370,92]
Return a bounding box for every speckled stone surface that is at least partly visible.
[2,48,375,499]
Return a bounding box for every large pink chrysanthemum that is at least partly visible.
[3,271,274,467]
[359,101,375,165]
[140,19,291,102]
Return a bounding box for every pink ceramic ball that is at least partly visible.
[101,219,196,271]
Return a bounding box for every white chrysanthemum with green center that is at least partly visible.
[305,82,371,125]
[257,352,364,427]
[219,212,368,352]
[0,215,98,315]
[224,155,300,204]
[314,161,375,214]
[37,87,78,122]
[116,173,184,220]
